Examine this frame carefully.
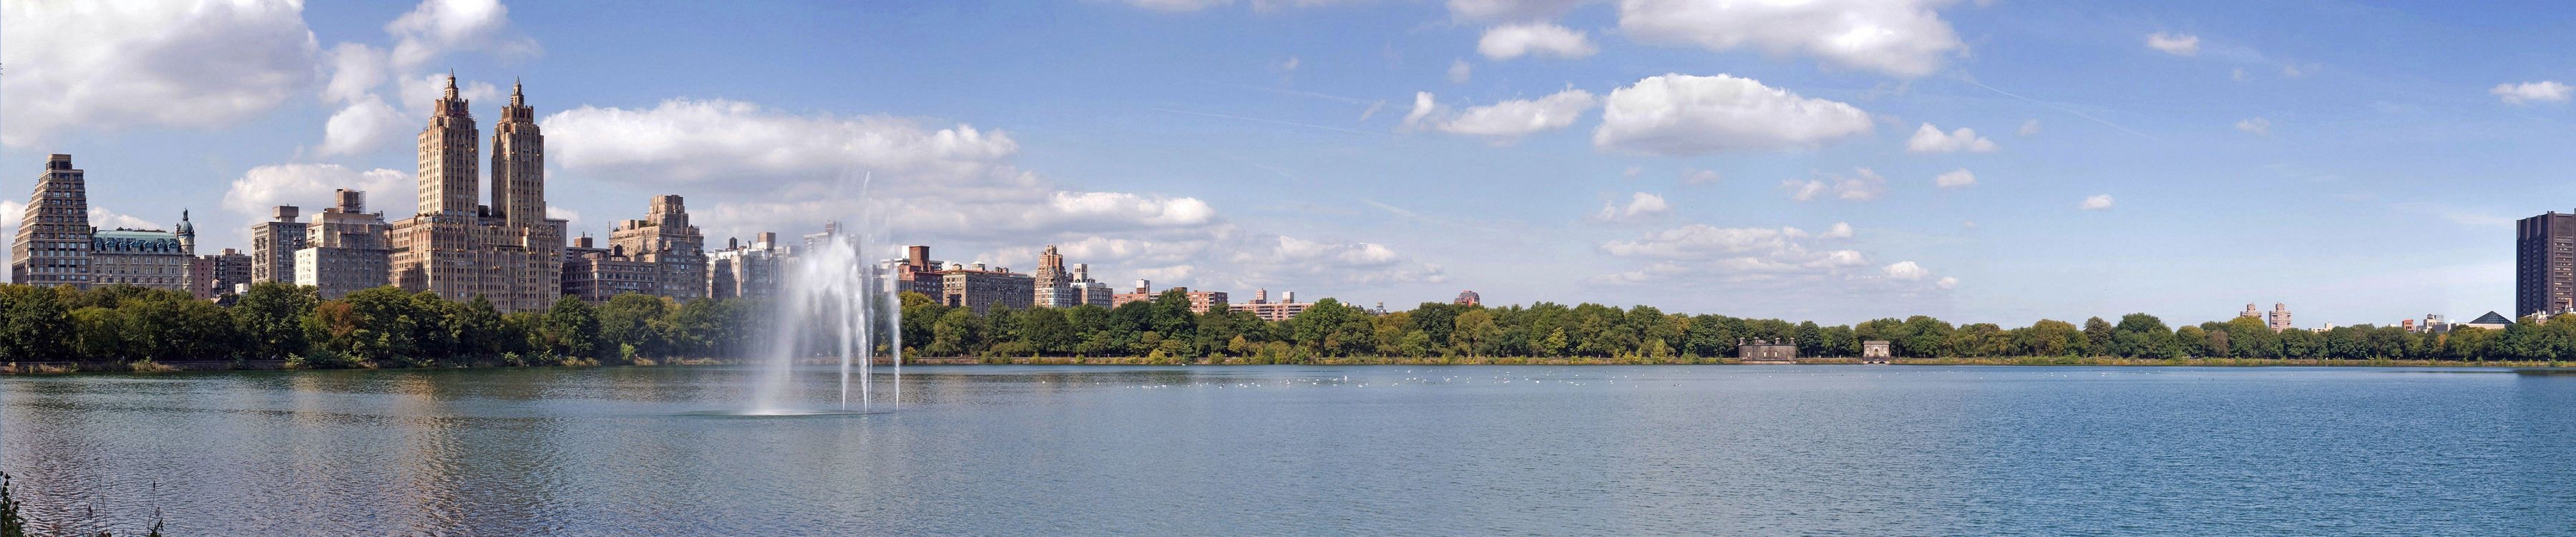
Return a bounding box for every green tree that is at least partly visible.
[233,282,318,360]
[540,296,604,360]
[0,285,73,361]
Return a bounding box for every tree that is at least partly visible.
[2014,319,2084,357]
[2081,316,2114,357]
[234,282,318,360]
[1453,308,1498,356]
[540,296,604,360]
[0,285,72,361]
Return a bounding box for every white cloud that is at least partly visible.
[89,207,163,231]
[2080,194,2115,211]
[220,164,411,218]
[1933,168,1976,189]
[397,73,500,115]
[1279,56,1302,72]
[1594,73,1874,155]
[323,43,390,105]
[1601,224,1805,258]
[2235,117,2270,136]
[1447,0,1593,21]
[1448,59,1474,84]
[1881,261,1930,281]
[0,0,321,146]
[1478,23,1599,60]
[319,96,408,155]
[549,205,580,228]
[1821,222,1854,238]
[1409,90,1600,139]
[1616,0,1964,78]
[1905,123,1998,153]
[1227,236,1448,286]
[2017,119,2041,137]
[2492,81,2572,105]
[1591,192,1669,222]
[387,0,538,69]
[2146,32,2200,57]
[1682,169,1723,185]
[1404,92,1438,126]
[1781,168,1885,202]
[1936,276,1959,289]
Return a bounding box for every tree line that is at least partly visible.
[3,282,2570,367]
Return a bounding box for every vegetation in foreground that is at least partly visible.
[5,282,2575,372]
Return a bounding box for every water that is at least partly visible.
[749,233,899,415]
[4,365,2574,536]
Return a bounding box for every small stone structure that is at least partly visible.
[1860,341,1893,359]
[1736,337,1797,362]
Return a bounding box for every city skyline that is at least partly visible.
[6,1,2576,326]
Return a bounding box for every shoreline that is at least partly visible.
[9,356,2566,374]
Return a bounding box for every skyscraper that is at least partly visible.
[386,76,566,311]
[2517,211,2576,318]
[11,155,92,287]
[1032,244,1074,308]
[249,205,306,284]
[296,190,392,299]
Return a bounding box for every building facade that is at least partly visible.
[250,205,307,284]
[1231,289,1312,321]
[562,236,658,303]
[11,154,94,288]
[708,232,786,300]
[2517,211,2576,318]
[1031,245,1074,308]
[2268,303,2293,332]
[386,77,566,312]
[91,228,192,291]
[190,248,253,299]
[606,195,708,300]
[941,263,1035,314]
[1111,280,1229,313]
[1737,338,1797,362]
[295,190,393,299]
[892,244,947,297]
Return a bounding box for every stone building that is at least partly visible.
[1067,263,1113,306]
[250,205,307,284]
[1031,245,1074,308]
[387,77,566,312]
[708,232,786,300]
[1111,280,1228,313]
[295,190,393,299]
[607,195,708,300]
[1736,338,1797,362]
[1860,340,1893,359]
[891,244,946,297]
[91,228,192,291]
[562,236,657,303]
[941,262,1035,314]
[11,154,94,288]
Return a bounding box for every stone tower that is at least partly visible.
[419,73,479,216]
[9,154,93,288]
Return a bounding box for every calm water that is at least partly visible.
[4,365,2574,536]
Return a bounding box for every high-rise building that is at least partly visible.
[190,248,253,300]
[11,154,94,288]
[941,261,1035,314]
[891,244,947,297]
[1066,263,1113,306]
[386,76,566,311]
[2517,211,2576,318]
[1032,245,1074,308]
[2267,303,2293,332]
[708,232,786,300]
[607,195,708,300]
[250,205,306,284]
[296,190,392,299]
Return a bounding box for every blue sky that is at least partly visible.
[7,0,2576,327]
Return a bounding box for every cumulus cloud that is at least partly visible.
[2492,81,2572,105]
[1933,168,1976,189]
[2146,32,2200,57]
[1591,193,1669,222]
[1781,168,1886,202]
[319,97,408,155]
[1881,261,1930,281]
[387,0,539,69]
[323,43,391,105]
[1407,90,1600,140]
[2235,117,2270,135]
[89,207,164,231]
[2080,194,2115,211]
[1226,236,1448,286]
[1594,73,1873,155]
[1478,23,1598,60]
[220,163,411,218]
[1448,59,1474,84]
[1616,0,1964,77]
[2017,119,2041,137]
[1905,123,1998,153]
[1,0,321,146]
[1596,221,1936,289]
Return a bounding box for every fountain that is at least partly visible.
[745,221,902,415]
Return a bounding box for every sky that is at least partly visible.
[6,0,2576,327]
